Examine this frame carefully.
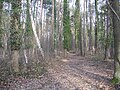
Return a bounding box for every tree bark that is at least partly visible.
[49,0,55,58]
[11,50,19,72]
[79,15,83,56]
[104,1,109,60]
[88,0,92,52]
[40,0,43,37]
[10,0,21,73]
[83,0,86,56]
[0,1,3,49]
[94,0,98,54]
[111,0,120,85]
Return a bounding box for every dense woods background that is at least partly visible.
[0,0,120,89]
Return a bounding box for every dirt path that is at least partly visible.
[48,53,114,90]
[7,53,114,90]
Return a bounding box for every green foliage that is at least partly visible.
[111,77,120,84]
[25,26,33,36]
[25,2,33,36]
[63,0,72,51]
[0,0,4,3]
[10,30,21,50]
[9,0,22,51]
[24,44,33,49]
[10,0,21,15]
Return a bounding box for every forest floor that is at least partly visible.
[47,53,114,90]
[2,53,115,90]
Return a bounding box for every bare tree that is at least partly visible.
[29,0,44,59]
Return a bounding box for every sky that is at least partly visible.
[69,0,94,9]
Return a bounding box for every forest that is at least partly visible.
[0,0,120,90]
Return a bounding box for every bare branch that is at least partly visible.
[107,0,120,21]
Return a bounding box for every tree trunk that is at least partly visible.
[74,0,83,55]
[11,50,19,72]
[49,0,55,58]
[83,0,86,56]
[10,0,21,73]
[86,0,88,51]
[0,1,3,51]
[39,0,43,39]
[88,0,92,52]
[104,2,109,60]
[94,0,98,54]
[79,15,83,56]
[54,0,57,52]
[111,0,120,85]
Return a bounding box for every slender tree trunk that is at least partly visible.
[109,1,114,59]
[21,16,27,72]
[86,0,89,51]
[88,0,92,52]
[104,2,109,60]
[59,11,63,55]
[94,0,98,54]
[39,0,43,38]
[49,0,55,58]
[54,0,57,57]
[0,2,2,33]
[57,0,61,55]
[0,1,3,50]
[79,15,83,56]
[46,16,49,60]
[83,0,86,56]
